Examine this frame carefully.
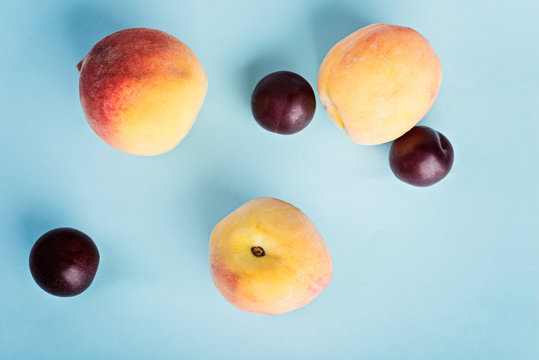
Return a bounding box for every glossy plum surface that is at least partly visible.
[389,126,454,186]
[251,71,316,134]
[29,228,100,297]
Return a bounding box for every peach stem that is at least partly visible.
[251,246,265,257]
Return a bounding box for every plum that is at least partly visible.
[29,228,99,296]
[389,126,454,186]
[251,71,316,134]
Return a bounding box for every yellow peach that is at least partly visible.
[318,24,442,145]
[78,28,207,156]
[209,197,333,315]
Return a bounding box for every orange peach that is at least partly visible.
[78,28,207,156]
[209,197,332,315]
[318,24,442,145]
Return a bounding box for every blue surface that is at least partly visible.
[1,0,538,359]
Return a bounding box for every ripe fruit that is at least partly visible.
[318,24,442,145]
[251,71,316,134]
[78,28,207,156]
[209,197,332,314]
[29,228,100,296]
[389,126,454,186]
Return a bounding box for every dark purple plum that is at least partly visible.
[29,228,99,297]
[251,71,316,134]
[389,126,454,186]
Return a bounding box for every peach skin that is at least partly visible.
[318,24,442,145]
[209,197,333,315]
[78,28,207,156]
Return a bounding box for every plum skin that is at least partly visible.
[251,71,316,134]
[389,126,454,186]
[29,228,100,297]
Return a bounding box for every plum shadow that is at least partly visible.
[18,205,71,249]
[15,202,72,275]
[239,52,297,109]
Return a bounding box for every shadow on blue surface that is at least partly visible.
[308,3,390,172]
[241,52,294,108]
[309,3,376,63]
[18,207,70,246]
[62,3,129,59]
[172,174,254,259]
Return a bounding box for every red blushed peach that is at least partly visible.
[78,28,207,156]
[209,197,333,315]
[318,24,442,145]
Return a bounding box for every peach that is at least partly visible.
[78,28,207,156]
[318,24,442,145]
[209,197,332,314]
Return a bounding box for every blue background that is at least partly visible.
[1,0,538,359]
